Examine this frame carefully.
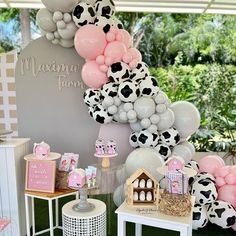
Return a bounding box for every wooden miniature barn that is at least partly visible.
[126,168,159,207]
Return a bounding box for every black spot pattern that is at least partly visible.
[79,20,88,26]
[209,214,216,218]
[121,85,133,98]
[162,131,171,139]
[143,88,152,95]
[122,70,129,79]
[227,216,236,227]
[136,63,142,69]
[96,114,105,123]
[131,134,137,142]
[73,5,84,18]
[102,6,112,16]
[198,179,212,186]
[193,212,201,220]
[203,219,207,226]
[159,146,169,156]
[103,24,110,33]
[215,208,225,218]
[111,62,122,72]
[200,190,211,199]
[151,78,158,87]
[88,7,95,17]
[138,134,148,144]
[174,134,180,144]
[136,88,140,97]
[152,133,158,141]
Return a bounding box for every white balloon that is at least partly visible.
[180,141,196,157]
[58,21,77,39]
[120,111,128,121]
[125,148,164,181]
[123,103,133,112]
[113,103,126,123]
[103,96,114,108]
[140,118,151,129]
[36,9,57,32]
[113,184,125,207]
[113,97,121,107]
[129,119,137,123]
[82,0,97,5]
[46,32,54,41]
[127,110,137,120]
[52,39,59,44]
[170,101,200,138]
[148,124,158,133]
[156,109,175,131]
[130,122,143,132]
[134,97,156,119]
[53,11,63,22]
[42,0,78,13]
[172,144,193,164]
[156,104,167,113]
[150,114,160,124]
[116,165,128,184]
[57,20,66,29]
[129,132,139,148]
[54,31,60,39]
[154,91,168,104]
[59,38,74,48]
[107,105,117,115]
[63,13,72,23]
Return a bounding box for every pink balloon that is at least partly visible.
[117,29,132,49]
[122,52,132,64]
[82,61,109,89]
[199,155,225,175]
[128,48,142,61]
[218,185,236,209]
[215,176,226,187]
[104,41,127,64]
[129,59,139,69]
[214,166,231,177]
[232,222,236,231]
[74,25,107,60]
[99,65,108,73]
[106,32,116,42]
[225,173,236,185]
[105,56,113,66]
[96,55,105,65]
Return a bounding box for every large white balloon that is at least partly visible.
[36,9,57,32]
[156,109,175,131]
[170,101,200,138]
[134,97,155,119]
[116,165,128,184]
[42,0,78,13]
[180,141,196,157]
[172,144,193,164]
[125,148,164,181]
[130,121,143,132]
[113,184,126,207]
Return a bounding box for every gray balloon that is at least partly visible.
[180,141,196,157]
[156,108,175,131]
[116,165,128,185]
[130,121,143,132]
[113,184,126,207]
[125,148,164,181]
[58,21,77,40]
[134,97,156,119]
[172,144,193,164]
[42,0,78,13]
[36,8,57,32]
[59,38,74,48]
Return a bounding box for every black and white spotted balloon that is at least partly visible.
[107,62,130,84]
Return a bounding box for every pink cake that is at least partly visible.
[33,141,50,158]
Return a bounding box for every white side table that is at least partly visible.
[25,189,78,236]
[62,199,106,236]
[115,196,195,236]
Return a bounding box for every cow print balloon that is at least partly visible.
[154,144,171,161]
[95,0,115,17]
[92,104,113,124]
[94,15,112,33]
[118,80,140,103]
[160,128,180,147]
[137,130,159,148]
[107,62,130,84]
[207,201,236,228]
[83,88,101,107]
[72,2,96,27]
[101,82,118,98]
[195,172,215,183]
[186,160,199,172]
[191,178,218,205]
[192,203,208,230]
[130,62,150,81]
[139,76,159,97]
[129,132,139,148]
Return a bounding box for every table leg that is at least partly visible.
[117,216,126,236]
[25,195,31,236]
[180,227,188,236]
[31,197,35,235]
[188,225,192,236]
[135,223,142,236]
[48,199,54,236]
[55,198,59,227]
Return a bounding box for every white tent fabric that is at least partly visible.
[0,0,236,14]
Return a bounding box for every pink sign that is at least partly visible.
[25,160,56,193]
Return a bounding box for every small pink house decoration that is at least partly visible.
[33,141,50,158]
[68,168,86,189]
[166,156,188,195]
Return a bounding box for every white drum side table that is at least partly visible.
[62,199,106,236]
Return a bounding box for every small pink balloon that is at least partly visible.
[104,41,127,64]
[116,33,122,41]
[215,176,226,187]
[110,26,118,34]
[74,25,107,60]
[225,173,236,185]
[128,48,142,61]
[82,61,109,89]
[118,29,132,48]
[214,166,231,177]
[232,222,236,231]
[96,55,105,65]
[99,65,109,73]
[129,59,139,69]
[105,56,113,66]
[218,185,236,209]
[106,32,116,42]
[199,155,225,175]
[122,52,133,64]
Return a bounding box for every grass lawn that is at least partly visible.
[34,195,235,236]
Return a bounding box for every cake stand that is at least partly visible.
[94,153,118,168]
[24,152,61,161]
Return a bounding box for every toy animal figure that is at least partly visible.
[106,140,117,155]
[167,156,184,171]
[95,139,105,155]
[33,141,50,158]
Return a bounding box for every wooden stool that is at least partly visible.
[25,189,78,236]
